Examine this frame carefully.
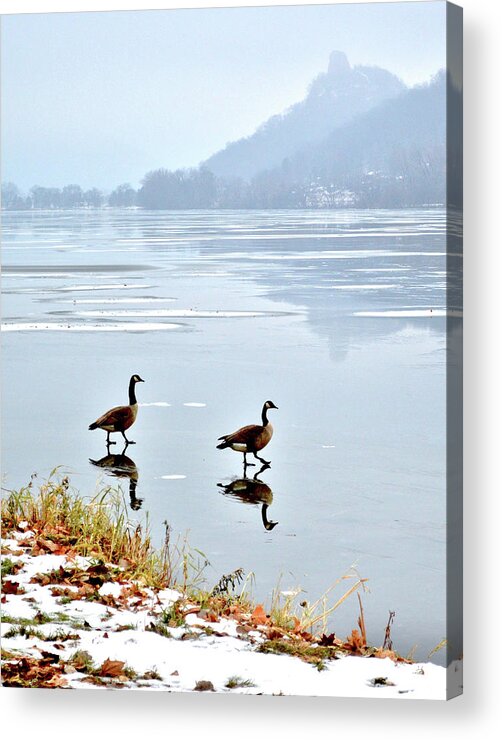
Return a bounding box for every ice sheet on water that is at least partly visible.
[1,322,182,332]
[61,297,176,304]
[54,283,153,292]
[353,309,462,318]
[139,402,171,407]
[75,309,289,319]
[329,284,398,290]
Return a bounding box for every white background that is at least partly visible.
[0,0,500,736]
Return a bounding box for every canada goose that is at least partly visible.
[216,400,278,467]
[89,448,143,510]
[88,374,144,446]
[217,465,278,531]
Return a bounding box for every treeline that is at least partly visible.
[1,171,219,211]
[1,181,137,210]
[2,157,445,212]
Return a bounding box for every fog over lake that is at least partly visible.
[1,207,456,663]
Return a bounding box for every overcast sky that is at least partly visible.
[1,2,446,191]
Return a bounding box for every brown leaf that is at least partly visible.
[319,632,341,647]
[236,625,252,636]
[250,604,269,626]
[80,675,106,686]
[343,629,366,654]
[194,680,214,692]
[18,538,34,547]
[31,573,52,586]
[40,651,60,665]
[99,658,126,677]
[372,647,411,664]
[2,580,25,595]
[1,656,68,689]
[37,538,59,553]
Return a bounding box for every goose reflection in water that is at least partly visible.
[217,464,278,531]
[89,445,143,510]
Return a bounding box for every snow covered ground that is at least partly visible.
[1,527,462,698]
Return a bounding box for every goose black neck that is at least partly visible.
[261,404,269,426]
[129,378,137,405]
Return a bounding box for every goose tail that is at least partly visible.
[89,422,98,431]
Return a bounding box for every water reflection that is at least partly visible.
[89,446,143,510]
[218,464,278,531]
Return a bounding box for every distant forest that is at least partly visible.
[2,61,456,211]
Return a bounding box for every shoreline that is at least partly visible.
[1,479,461,698]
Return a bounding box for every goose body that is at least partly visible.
[89,374,144,446]
[217,400,278,466]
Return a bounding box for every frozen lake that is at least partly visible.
[1,208,458,663]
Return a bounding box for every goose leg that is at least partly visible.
[121,431,135,445]
[106,432,116,446]
[253,452,270,466]
[243,452,255,469]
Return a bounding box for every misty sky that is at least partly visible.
[1,2,446,191]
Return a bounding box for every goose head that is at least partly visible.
[264,400,278,410]
[131,374,145,384]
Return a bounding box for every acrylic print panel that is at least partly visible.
[0,1,462,699]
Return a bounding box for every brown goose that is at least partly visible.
[89,374,144,446]
[216,400,278,467]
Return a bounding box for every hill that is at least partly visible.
[204,51,405,181]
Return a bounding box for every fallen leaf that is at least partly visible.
[319,633,341,647]
[99,658,126,677]
[40,651,60,665]
[343,629,366,654]
[265,627,285,640]
[250,604,269,626]
[2,580,25,595]
[194,680,214,692]
[37,538,59,553]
